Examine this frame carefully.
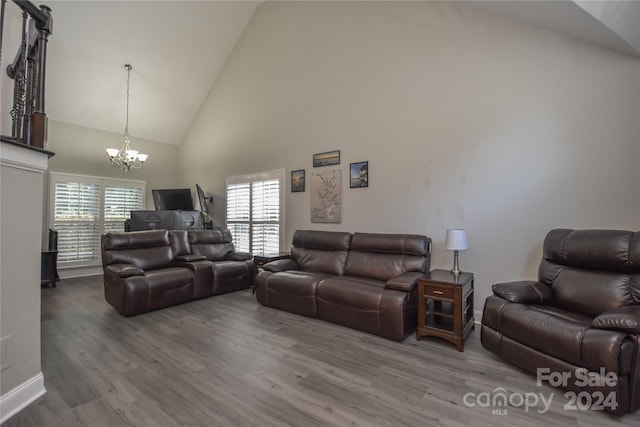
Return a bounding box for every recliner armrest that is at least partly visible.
[492,281,553,305]
[226,251,252,261]
[263,259,298,272]
[175,254,207,262]
[105,263,144,278]
[593,306,640,334]
[385,272,424,291]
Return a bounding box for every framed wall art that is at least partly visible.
[311,169,341,223]
[291,169,305,192]
[350,161,368,188]
[313,150,340,167]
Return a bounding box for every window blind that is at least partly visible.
[104,186,145,234]
[50,173,145,267]
[53,181,101,263]
[225,170,284,254]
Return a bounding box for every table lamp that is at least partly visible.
[445,229,468,276]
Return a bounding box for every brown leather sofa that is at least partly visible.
[481,229,640,415]
[102,228,252,316]
[255,230,431,341]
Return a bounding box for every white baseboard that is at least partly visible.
[0,372,46,424]
[474,309,483,325]
[58,265,102,279]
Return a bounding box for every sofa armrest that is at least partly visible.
[492,281,553,305]
[226,251,252,261]
[263,259,298,272]
[105,263,144,278]
[175,254,207,262]
[593,307,640,334]
[385,272,424,291]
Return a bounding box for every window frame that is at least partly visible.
[225,169,286,254]
[48,172,146,269]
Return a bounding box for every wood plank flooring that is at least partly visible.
[3,275,640,426]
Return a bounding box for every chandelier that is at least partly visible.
[106,64,148,171]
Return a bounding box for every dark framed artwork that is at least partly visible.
[291,169,305,192]
[350,161,368,188]
[313,150,340,167]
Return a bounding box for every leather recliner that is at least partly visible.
[102,229,252,316]
[255,230,431,341]
[481,228,640,415]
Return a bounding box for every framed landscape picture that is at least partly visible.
[350,161,368,188]
[313,150,340,167]
[291,169,305,192]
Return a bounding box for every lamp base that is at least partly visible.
[450,250,461,276]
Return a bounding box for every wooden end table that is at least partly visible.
[416,269,474,351]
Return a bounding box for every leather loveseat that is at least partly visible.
[102,228,252,316]
[255,230,431,341]
[481,228,640,415]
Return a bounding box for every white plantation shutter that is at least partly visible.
[226,182,251,252]
[53,180,101,263]
[103,185,145,233]
[225,170,284,254]
[252,179,280,253]
[50,173,145,268]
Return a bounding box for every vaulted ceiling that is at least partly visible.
[3,1,638,147]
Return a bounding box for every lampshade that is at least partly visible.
[445,229,468,251]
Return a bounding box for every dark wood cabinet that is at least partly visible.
[416,269,474,351]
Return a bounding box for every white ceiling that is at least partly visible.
[44,0,260,146]
[4,1,638,147]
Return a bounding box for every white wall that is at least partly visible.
[1,143,48,420]
[47,120,180,210]
[179,1,640,308]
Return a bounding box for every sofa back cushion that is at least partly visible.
[188,229,235,261]
[169,230,191,257]
[345,233,431,281]
[290,230,351,275]
[102,229,173,271]
[538,228,640,317]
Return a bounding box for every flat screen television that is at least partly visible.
[152,189,194,211]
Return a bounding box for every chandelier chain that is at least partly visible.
[124,64,131,137]
[105,63,147,171]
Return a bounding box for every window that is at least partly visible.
[49,172,145,267]
[225,169,285,254]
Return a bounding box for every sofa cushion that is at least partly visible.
[593,306,640,334]
[291,247,348,275]
[292,230,351,251]
[169,230,191,257]
[492,281,553,305]
[317,276,386,337]
[289,230,351,275]
[256,271,329,317]
[542,229,640,274]
[211,261,251,294]
[189,229,235,261]
[144,268,194,311]
[102,230,174,271]
[495,302,631,374]
[552,268,635,317]
[344,233,429,281]
[350,232,430,256]
[345,251,426,282]
[315,276,416,340]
